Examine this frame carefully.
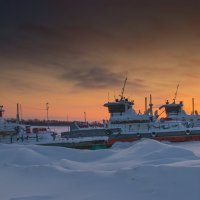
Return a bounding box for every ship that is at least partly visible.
[104,96,200,145]
[159,99,200,127]
[61,79,200,147]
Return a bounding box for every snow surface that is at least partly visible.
[1,139,200,200]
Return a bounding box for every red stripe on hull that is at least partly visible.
[107,135,200,146]
[154,135,200,142]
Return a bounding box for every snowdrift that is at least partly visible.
[1,139,200,200]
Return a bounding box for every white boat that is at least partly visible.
[159,100,200,127]
[0,105,17,136]
[0,104,109,149]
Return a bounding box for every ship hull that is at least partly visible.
[40,140,112,150]
[106,129,200,145]
[2,128,200,150]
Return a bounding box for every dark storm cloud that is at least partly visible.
[1,0,200,92]
[61,67,122,89]
[1,0,200,57]
[60,66,147,91]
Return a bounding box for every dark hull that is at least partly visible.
[0,131,111,150]
[2,129,200,150]
[40,140,112,150]
[58,129,200,149]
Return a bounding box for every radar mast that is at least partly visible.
[119,77,127,100]
[173,84,179,103]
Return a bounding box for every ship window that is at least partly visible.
[108,104,125,113]
[166,106,181,114]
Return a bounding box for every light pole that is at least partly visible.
[46,103,49,129]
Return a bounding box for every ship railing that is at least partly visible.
[135,122,183,132]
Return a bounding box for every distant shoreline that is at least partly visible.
[6,119,71,126]
[6,119,103,127]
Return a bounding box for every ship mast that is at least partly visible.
[149,94,153,116]
[145,97,148,113]
[84,112,87,122]
[173,84,179,103]
[0,105,4,118]
[119,77,127,100]
[16,103,20,124]
[192,98,195,115]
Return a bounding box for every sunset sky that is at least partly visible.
[1,0,200,121]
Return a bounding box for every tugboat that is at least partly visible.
[103,77,151,144]
[103,80,200,145]
[159,99,200,127]
[60,77,154,148]
[104,98,200,145]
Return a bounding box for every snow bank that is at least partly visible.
[1,139,200,200]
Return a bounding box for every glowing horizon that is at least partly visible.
[2,86,199,122]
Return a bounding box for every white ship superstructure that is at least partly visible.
[0,105,16,134]
[104,96,153,133]
[159,100,200,127]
